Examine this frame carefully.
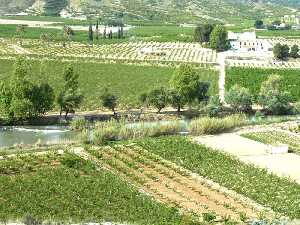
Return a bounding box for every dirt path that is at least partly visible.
[194,133,300,184]
[83,145,274,223]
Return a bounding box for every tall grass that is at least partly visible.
[92,120,182,145]
[189,114,247,135]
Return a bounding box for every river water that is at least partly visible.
[0,120,189,148]
[0,126,76,148]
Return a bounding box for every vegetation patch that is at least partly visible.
[135,136,300,218]
[226,67,300,102]
[241,131,300,155]
[0,58,218,111]
[0,151,187,224]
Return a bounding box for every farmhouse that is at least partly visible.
[228,31,273,53]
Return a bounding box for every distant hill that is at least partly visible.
[0,0,297,24]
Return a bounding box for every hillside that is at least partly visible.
[0,0,296,24]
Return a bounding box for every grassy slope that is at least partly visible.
[225,67,300,102]
[0,58,219,110]
[135,136,300,218]
[0,152,185,224]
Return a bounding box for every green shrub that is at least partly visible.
[225,85,252,112]
[70,117,89,131]
[189,114,246,135]
[92,120,182,144]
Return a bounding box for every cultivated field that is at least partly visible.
[0,38,218,65]
[241,130,300,155]
[0,150,189,224]
[0,58,219,110]
[225,67,300,101]
[87,144,270,222]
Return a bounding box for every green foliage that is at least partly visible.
[44,0,68,16]
[194,24,214,43]
[273,43,290,60]
[57,65,83,118]
[242,131,300,155]
[226,67,300,102]
[0,152,185,224]
[206,95,223,117]
[147,87,168,113]
[254,20,264,29]
[100,89,118,114]
[136,136,300,218]
[209,25,230,52]
[92,120,182,145]
[0,58,54,122]
[189,114,246,135]
[70,116,89,131]
[170,64,210,105]
[167,89,185,113]
[258,75,293,115]
[290,45,299,59]
[225,85,252,112]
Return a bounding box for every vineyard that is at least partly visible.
[0,150,189,224]
[87,144,269,223]
[225,67,300,101]
[0,38,218,66]
[0,58,219,110]
[1,136,300,223]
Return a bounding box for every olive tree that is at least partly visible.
[225,85,253,112]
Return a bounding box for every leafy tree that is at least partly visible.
[147,87,168,113]
[194,24,214,43]
[95,20,99,41]
[258,74,292,115]
[31,83,55,116]
[273,43,290,60]
[62,26,74,47]
[254,20,264,29]
[170,64,210,105]
[209,25,230,52]
[290,45,299,59]
[88,24,94,45]
[0,58,55,122]
[57,65,83,119]
[44,0,68,16]
[0,81,13,121]
[100,89,118,115]
[225,85,252,112]
[168,89,185,113]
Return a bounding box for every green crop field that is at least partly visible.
[0,59,219,111]
[225,67,300,102]
[0,24,194,43]
[135,136,300,218]
[257,30,300,39]
[0,151,186,224]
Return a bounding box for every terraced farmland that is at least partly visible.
[87,144,273,223]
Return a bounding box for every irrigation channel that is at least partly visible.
[0,120,190,148]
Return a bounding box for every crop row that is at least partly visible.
[0,38,217,65]
[135,136,300,219]
[87,144,269,223]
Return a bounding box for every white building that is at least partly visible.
[228,31,273,53]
